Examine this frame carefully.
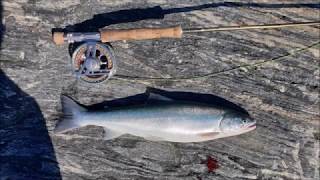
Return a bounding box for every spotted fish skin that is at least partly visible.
[54,94,256,142]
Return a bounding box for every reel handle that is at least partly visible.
[52,32,65,45]
[100,26,183,42]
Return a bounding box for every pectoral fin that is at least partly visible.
[104,128,124,140]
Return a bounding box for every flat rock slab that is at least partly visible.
[0,1,319,179]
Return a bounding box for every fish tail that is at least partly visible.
[54,95,87,133]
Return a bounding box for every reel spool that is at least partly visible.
[71,42,116,83]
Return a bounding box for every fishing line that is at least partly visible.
[113,41,320,82]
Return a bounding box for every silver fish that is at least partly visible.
[54,93,256,142]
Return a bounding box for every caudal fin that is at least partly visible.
[54,95,87,134]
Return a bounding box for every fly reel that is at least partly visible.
[71,42,116,83]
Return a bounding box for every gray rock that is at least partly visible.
[0,0,319,179]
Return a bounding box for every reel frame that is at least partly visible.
[70,42,117,83]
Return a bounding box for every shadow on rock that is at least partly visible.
[0,3,61,178]
[87,87,248,115]
[0,72,61,179]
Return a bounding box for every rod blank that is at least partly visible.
[183,21,320,33]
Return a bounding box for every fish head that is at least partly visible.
[219,112,256,134]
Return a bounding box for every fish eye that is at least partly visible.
[241,117,250,125]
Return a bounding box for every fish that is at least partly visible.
[54,92,256,142]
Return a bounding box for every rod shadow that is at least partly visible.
[0,2,61,179]
[61,2,319,33]
[53,2,319,57]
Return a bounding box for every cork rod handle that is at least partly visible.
[100,26,183,42]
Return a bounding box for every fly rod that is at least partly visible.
[53,21,319,45]
[52,21,320,83]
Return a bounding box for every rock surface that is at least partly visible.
[0,0,319,179]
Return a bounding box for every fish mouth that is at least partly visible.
[246,122,256,130]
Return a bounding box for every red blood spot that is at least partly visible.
[206,156,219,172]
